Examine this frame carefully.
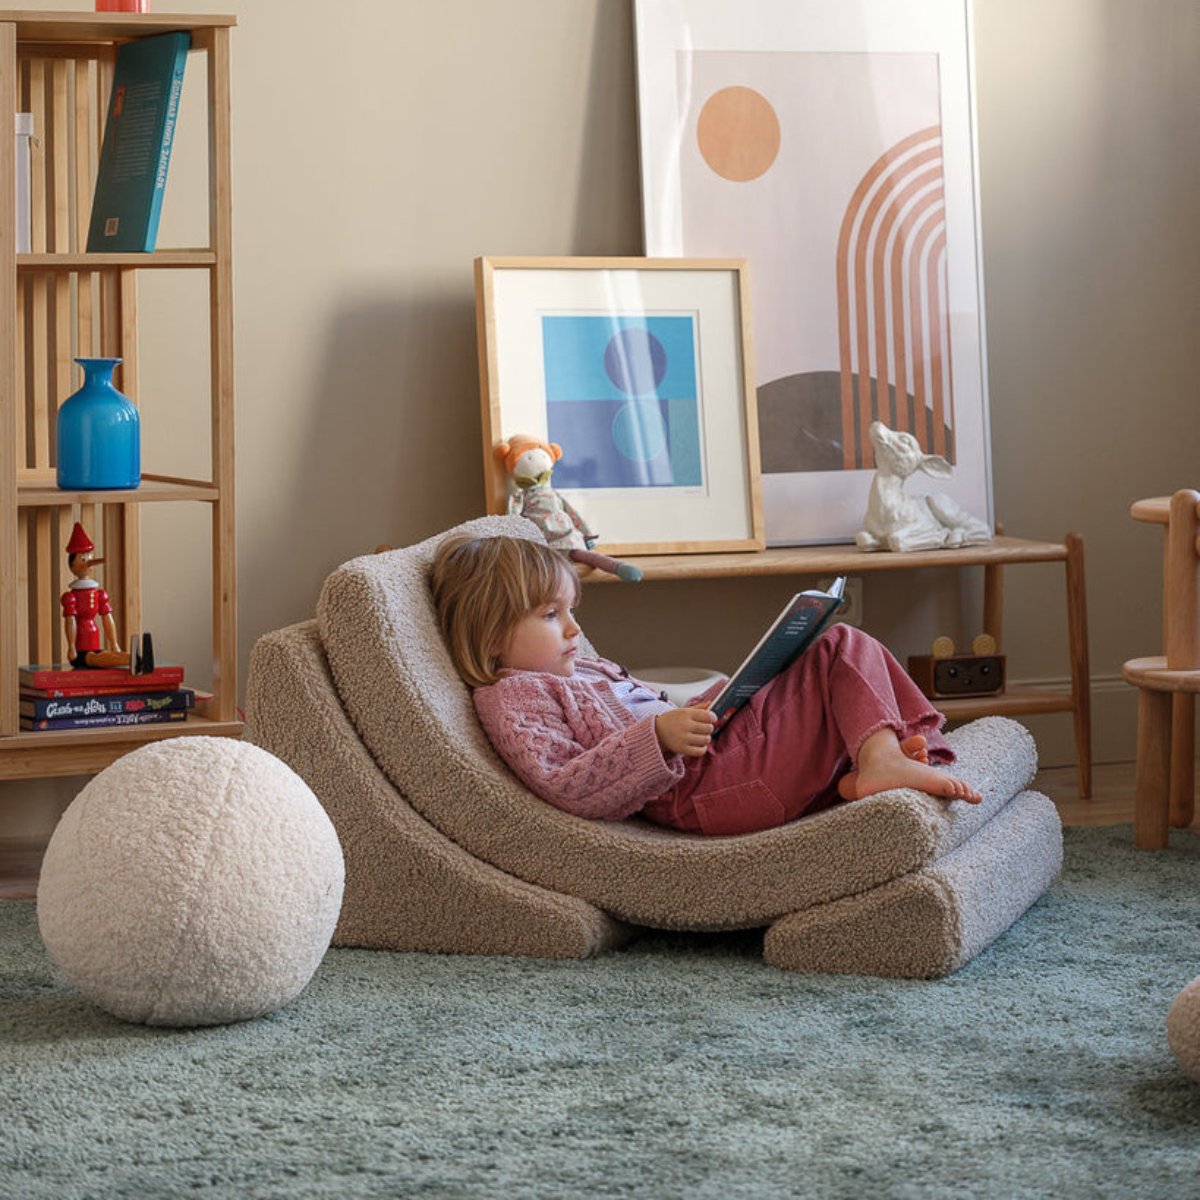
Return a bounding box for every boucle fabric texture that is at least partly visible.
[244,515,1062,975]
[309,516,1048,931]
[248,621,1054,978]
[36,738,345,1026]
[247,621,630,959]
[1167,976,1200,1081]
[764,790,1063,977]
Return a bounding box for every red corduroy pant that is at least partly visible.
[640,623,953,837]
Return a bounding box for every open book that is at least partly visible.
[708,578,847,734]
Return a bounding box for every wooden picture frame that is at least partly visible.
[475,256,764,555]
[634,0,993,546]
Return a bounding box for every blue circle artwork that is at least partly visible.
[603,327,670,465]
[611,401,669,463]
[603,327,667,398]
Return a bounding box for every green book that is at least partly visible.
[87,31,190,253]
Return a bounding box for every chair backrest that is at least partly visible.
[1164,489,1200,669]
[313,514,1031,930]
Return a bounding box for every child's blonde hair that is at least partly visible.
[430,534,581,688]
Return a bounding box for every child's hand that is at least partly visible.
[655,706,717,757]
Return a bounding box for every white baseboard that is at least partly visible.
[998,673,1136,770]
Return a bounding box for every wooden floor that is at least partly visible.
[0,760,1182,903]
[0,839,46,900]
[1039,760,1140,825]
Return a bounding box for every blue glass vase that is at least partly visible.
[56,358,141,490]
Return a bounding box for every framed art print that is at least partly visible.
[475,256,764,555]
[634,0,993,545]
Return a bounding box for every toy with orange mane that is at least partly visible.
[495,435,642,583]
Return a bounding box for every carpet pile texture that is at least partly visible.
[2,825,1198,1199]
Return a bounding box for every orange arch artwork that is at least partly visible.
[634,4,991,546]
[836,126,955,471]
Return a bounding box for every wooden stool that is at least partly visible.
[1123,490,1200,849]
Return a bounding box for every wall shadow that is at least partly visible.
[238,290,485,673]
[573,1,643,254]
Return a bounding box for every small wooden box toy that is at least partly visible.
[908,635,1006,699]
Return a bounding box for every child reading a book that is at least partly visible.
[431,534,981,838]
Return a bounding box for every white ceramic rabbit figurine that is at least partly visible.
[856,421,992,552]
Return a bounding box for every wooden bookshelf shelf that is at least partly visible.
[0,715,244,781]
[8,12,236,44]
[18,475,219,505]
[17,251,216,270]
[935,687,1075,721]
[0,11,240,779]
[581,536,1070,582]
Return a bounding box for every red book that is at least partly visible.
[18,662,185,690]
[21,680,180,698]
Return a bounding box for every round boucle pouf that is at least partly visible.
[36,737,344,1027]
[1167,976,1200,1083]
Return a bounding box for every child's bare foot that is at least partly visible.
[837,729,981,804]
[838,733,932,797]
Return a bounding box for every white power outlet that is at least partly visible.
[839,576,864,627]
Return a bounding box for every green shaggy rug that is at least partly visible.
[2,825,1198,1199]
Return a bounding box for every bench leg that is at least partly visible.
[1135,688,1172,850]
[1065,532,1092,798]
[1170,693,1195,828]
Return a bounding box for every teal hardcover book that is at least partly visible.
[708,577,847,734]
[86,31,190,253]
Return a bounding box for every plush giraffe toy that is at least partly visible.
[496,435,642,582]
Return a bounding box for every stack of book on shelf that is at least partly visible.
[18,663,196,733]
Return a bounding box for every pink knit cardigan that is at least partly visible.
[472,656,686,821]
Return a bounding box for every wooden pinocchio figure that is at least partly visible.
[61,522,154,671]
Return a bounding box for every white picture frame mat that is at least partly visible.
[490,266,756,545]
[636,0,981,304]
[634,0,993,546]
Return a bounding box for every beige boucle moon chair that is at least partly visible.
[246,516,1063,978]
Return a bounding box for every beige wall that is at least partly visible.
[3,0,1198,836]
